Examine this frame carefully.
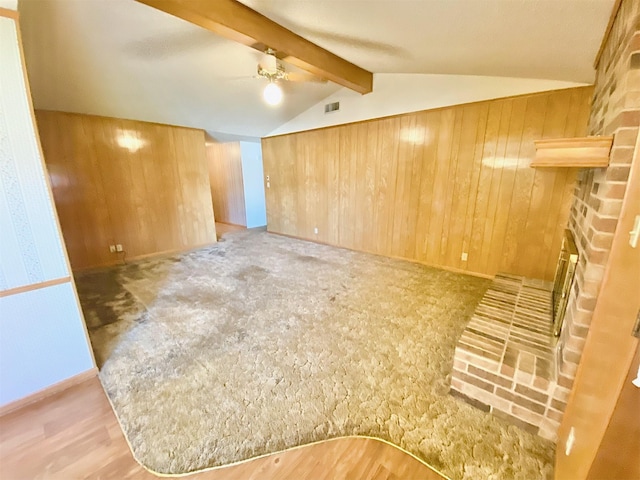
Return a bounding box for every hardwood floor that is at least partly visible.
[0,377,444,479]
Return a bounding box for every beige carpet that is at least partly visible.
[77,230,554,479]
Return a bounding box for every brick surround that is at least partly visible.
[557,0,640,398]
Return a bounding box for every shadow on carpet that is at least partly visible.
[76,230,555,480]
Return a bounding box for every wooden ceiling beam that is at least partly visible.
[135,0,373,94]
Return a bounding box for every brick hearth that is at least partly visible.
[451,274,565,440]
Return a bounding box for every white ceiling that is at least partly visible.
[243,0,613,82]
[18,0,613,141]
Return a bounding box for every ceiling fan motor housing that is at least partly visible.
[260,50,278,74]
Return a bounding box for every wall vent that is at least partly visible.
[324,102,340,114]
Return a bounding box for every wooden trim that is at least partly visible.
[0,7,19,19]
[0,276,71,298]
[135,0,373,94]
[594,0,623,69]
[263,86,594,139]
[587,344,640,479]
[531,136,613,168]
[0,367,98,417]
[267,230,494,280]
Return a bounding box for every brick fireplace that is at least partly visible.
[556,0,640,395]
[451,0,640,441]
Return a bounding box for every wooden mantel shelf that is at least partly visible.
[531,136,613,168]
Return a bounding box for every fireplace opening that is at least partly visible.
[551,230,579,337]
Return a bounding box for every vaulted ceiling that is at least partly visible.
[18,0,613,141]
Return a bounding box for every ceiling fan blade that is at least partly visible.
[285,71,327,83]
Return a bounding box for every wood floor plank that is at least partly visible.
[0,377,445,480]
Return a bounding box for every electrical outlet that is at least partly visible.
[116,244,123,252]
[461,252,468,261]
[314,227,318,234]
[109,245,116,253]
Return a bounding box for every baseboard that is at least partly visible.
[72,242,218,273]
[215,221,247,228]
[267,229,494,280]
[0,367,98,417]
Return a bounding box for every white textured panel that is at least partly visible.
[0,282,94,406]
[0,16,69,291]
[269,73,588,136]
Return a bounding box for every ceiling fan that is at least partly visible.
[257,49,327,106]
[134,0,373,100]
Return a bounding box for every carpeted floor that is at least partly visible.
[77,230,555,480]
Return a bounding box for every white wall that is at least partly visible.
[0,13,94,407]
[239,141,267,228]
[268,73,587,136]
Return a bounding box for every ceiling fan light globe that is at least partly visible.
[263,83,283,106]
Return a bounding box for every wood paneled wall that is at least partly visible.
[206,142,247,226]
[262,87,593,280]
[36,111,217,270]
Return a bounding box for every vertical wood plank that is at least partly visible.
[261,87,592,280]
[321,129,340,245]
[426,108,455,264]
[207,141,246,227]
[403,112,428,260]
[439,107,463,266]
[414,111,440,263]
[501,94,548,274]
[374,117,400,256]
[361,123,378,253]
[37,111,216,269]
[486,97,527,273]
[444,105,478,269]
[392,115,415,257]
[469,99,502,274]
[459,103,489,271]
